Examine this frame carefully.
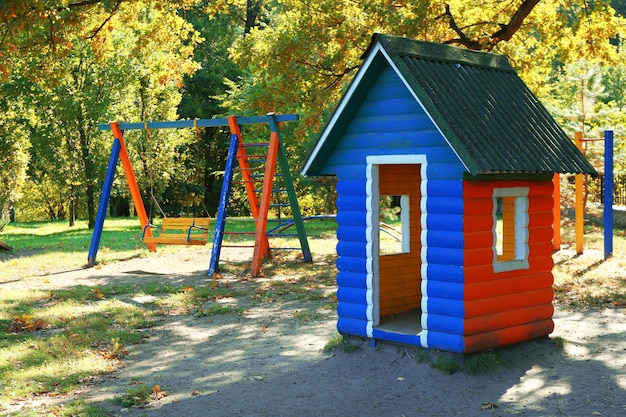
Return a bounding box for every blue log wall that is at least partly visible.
[322,64,468,352]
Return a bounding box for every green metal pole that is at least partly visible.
[268,115,312,262]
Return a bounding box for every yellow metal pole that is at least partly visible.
[110,122,156,252]
[552,173,561,251]
[574,132,584,255]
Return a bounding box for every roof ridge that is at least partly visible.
[372,33,515,72]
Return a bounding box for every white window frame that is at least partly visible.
[492,187,530,273]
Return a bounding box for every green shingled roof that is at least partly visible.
[302,33,596,177]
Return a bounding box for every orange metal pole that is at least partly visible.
[251,131,279,276]
[552,173,561,251]
[109,122,156,252]
[227,116,269,259]
[574,132,584,255]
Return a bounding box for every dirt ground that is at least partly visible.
[3,247,626,417]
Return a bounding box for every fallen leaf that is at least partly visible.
[481,402,498,410]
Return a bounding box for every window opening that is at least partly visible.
[379,194,409,255]
[492,188,529,272]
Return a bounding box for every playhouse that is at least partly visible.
[301,34,596,353]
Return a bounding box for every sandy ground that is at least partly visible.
[3,247,625,417]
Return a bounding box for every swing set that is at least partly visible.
[87,114,312,276]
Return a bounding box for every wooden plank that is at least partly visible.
[143,217,210,245]
[464,303,554,335]
[0,240,12,252]
[465,287,554,318]
[464,319,554,353]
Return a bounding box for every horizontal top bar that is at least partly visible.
[580,138,604,142]
[98,114,298,131]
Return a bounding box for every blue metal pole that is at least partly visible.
[98,114,298,131]
[604,130,614,259]
[88,138,121,267]
[208,133,239,276]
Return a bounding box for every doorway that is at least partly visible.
[373,163,422,335]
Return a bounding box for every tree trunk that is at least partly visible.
[76,107,96,229]
[68,189,76,227]
[244,0,262,35]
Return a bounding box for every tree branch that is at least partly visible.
[440,0,541,51]
[66,0,107,8]
[490,0,540,45]
[439,4,485,50]
[86,2,123,40]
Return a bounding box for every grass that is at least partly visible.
[0,219,148,281]
[464,349,501,374]
[0,217,339,415]
[113,384,153,408]
[554,220,626,307]
[0,286,155,407]
[0,216,624,413]
[430,355,461,375]
[323,334,362,353]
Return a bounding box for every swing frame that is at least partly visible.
[87,114,307,270]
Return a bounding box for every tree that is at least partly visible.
[177,2,244,216]
[212,1,624,213]
[0,91,30,218]
[4,0,201,226]
[0,1,199,80]
[218,1,623,139]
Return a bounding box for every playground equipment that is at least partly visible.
[571,130,614,259]
[142,217,211,245]
[208,115,312,276]
[0,219,12,251]
[87,114,311,276]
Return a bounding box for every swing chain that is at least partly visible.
[151,192,167,219]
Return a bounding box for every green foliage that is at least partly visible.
[1,0,202,224]
[551,336,566,348]
[0,89,30,215]
[222,1,626,147]
[292,309,325,321]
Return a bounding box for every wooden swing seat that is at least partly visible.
[142,217,210,245]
